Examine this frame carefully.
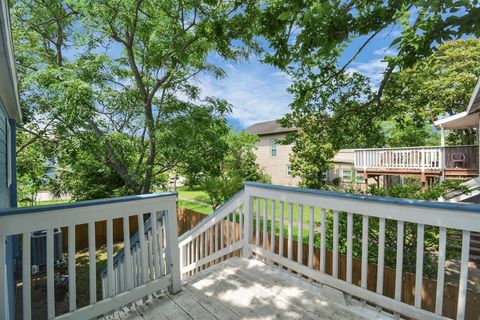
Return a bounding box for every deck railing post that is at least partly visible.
[362,150,367,169]
[242,188,254,258]
[440,146,445,181]
[164,197,182,294]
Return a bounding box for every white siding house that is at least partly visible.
[245,120,362,188]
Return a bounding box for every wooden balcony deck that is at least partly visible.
[103,258,388,320]
[354,145,480,178]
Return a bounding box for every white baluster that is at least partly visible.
[435,227,446,315]
[47,228,55,318]
[298,204,304,264]
[415,224,424,308]
[22,232,31,320]
[346,212,353,283]
[308,206,314,268]
[361,215,369,289]
[68,225,76,311]
[88,222,97,303]
[123,216,133,290]
[320,208,326,273]
[395,221,404,302]
[457,230,471,319]
[333,211,339,278]
[271,200,276,254]
[376,218,385,295]
[279,201,284,257]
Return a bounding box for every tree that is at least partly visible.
[382,116,438,147]
[261,1,480,100]
[385,38,480,145]
[202,132,270,209]
[16,130,55,205]
[280,68,385,188]
[259,1,480,187]
[12,0,261,197]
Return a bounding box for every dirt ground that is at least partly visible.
[15,243,124,320]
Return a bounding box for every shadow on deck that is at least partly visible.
[102,258,390,320]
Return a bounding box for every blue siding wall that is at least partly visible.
[0,102,16,319]
[7,118,16,320]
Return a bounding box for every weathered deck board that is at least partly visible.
[103,258,391,320]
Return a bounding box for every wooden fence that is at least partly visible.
[61,206,480,319]
[60,207,205,251]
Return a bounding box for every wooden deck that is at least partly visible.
[102,258,389,320]
[363,168,479,178]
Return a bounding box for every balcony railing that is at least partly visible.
[0,193,180,320]
[354,145,479,171]
[3,183,480,319]
[177,182,480,319]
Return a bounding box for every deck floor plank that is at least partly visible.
[179,287,241,320]
[166,292,218,320]
[112,257,390,320]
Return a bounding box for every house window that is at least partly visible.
[355,172,364,183]
[270,139,277,157]
[322,170,328,180]
[341,170,352,181]
[287,165,292,177]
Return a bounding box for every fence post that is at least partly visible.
[164,196,182,294]
[242,187,254,258]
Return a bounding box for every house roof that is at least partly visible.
[245,120,296,136]
[331,149,354,164]
[0,2,21,121]
[434,77,480,130]
[466,77,480,114]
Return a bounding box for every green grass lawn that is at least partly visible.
[177,188,210,203]
[18,199,72,207]
[178,199,213,215]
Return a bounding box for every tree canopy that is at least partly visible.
[12,0,261,198]
[262,1,480,187]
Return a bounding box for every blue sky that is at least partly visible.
[197,27,401,130]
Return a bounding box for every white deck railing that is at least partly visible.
[244,182,480,319]
[4,184,480,319]
[178,190,245,278]
[0,193,181,320]
[100,210,169,299]
[354,146,443,170]
[180,183,480,319]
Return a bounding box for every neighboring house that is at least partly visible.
[354,77,480,201]
[245,120,300,186]
[245,120,363,188]
[0,2,22,318]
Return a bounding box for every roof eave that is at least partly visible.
[0,1,21,122]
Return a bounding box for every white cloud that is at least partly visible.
[348,58,387,86]
[373,46,398,57]
[193,59,293,128]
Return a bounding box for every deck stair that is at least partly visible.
[441,177,480,203]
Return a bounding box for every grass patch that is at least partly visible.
[177,189,210,203]
[178,199,213,215]
[18,199,72,207]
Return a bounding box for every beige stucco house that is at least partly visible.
[245,120,361,188]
